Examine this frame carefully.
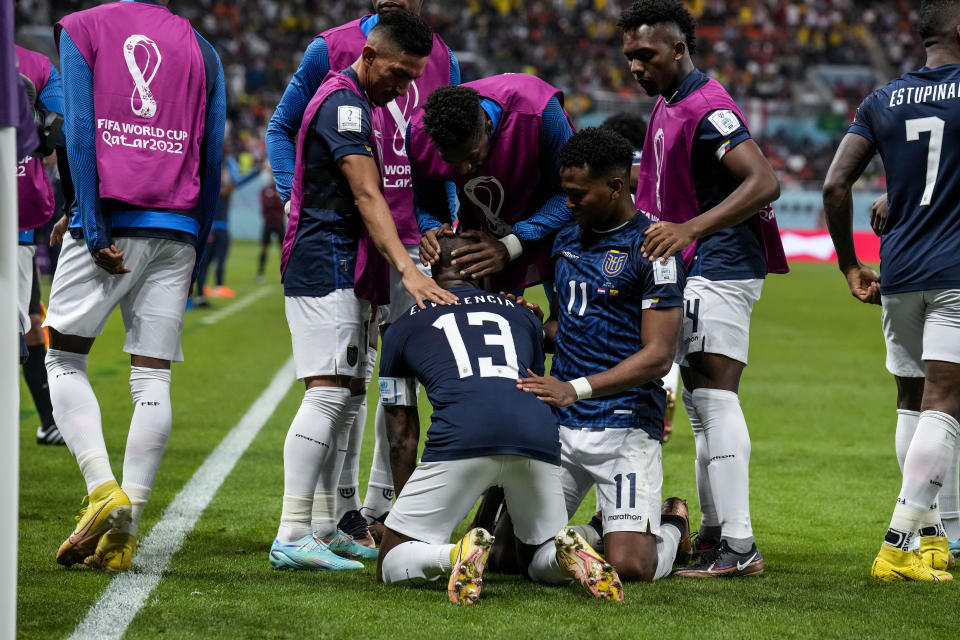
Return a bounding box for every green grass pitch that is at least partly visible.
[16,241,959,639]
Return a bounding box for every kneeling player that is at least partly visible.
[375,235,623,604]
[518,128,690,582]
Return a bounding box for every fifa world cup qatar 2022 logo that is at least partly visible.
[124,35,161,119]
[385,80,420,157]
[653,127,665,213]
[464,176,512,237]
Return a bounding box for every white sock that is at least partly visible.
[654,523,681,580]
[335,391,369,520]
[362,401,396,521]
[76,450,115,495]
[941,444,960,539]
[693,388,753,544]
[527,540,570,585]
[887,411,960,548]
[279,387,351,543]
[278,496,313,544]
[121,482,151,535]
[122,367,172,489]
[312,392,364,538]
[380,541,453,585]
[46,349,113,492]
[685,388,719,536]
[895,409,920,471]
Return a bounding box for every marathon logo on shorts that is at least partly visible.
[347,344,359,366]
[601,250,628,278]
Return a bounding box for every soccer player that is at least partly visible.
[45,0,225,571]
[15,44,64,446]
[517,127,689,583]
[376,234,623,604]
[409,76,574,294]
[618,0,787,577]
[257,170,285,282]
[265,0,460,530]
[270,11,457,571]
[822,0,960,581]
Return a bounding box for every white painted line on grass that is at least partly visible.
[68,357,295,640]
[200,285,272,325]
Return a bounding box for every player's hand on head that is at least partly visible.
[49,215,68,246]
[93,245,131,275]
[419,223,454,266]
[641,221,696,262]
[402,268,458,308]
[843,265,881,305]
[870,193,888,237]
[516,369,577,407]
[451,230,509,279]
[502,292,544,323]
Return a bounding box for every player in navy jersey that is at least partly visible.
[517,128,690,583]
[618,1,785,578]
[375,234,624,604]
[822,0,960,582]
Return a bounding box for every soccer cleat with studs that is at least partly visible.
[448,528,494,605]
[554,527,624,601]
[871,544,953,582]
[673,539,764,578]
[918,536,955,571]
[84,529,137,572]
[56,480,132,567]
[325,510,378,559]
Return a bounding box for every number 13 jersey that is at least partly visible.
[550,214,685,440]
[849,63,960,294]
[379,286,560,465]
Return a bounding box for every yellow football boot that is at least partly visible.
[918,536,955,571]
[56,480,132,567]
[555,527,624,601]
[448,528,494,605]
[871,544,953,582]
[85,529,137,572]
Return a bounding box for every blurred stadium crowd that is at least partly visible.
[19,0,918,188]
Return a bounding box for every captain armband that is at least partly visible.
[379,377,417,407]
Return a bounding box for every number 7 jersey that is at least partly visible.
[849,63,960,294]
[379,286,560,465]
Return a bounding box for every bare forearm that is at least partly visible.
[385,407,419,494]
[582,347,675,398]
[356,193,416,276]
[687,172,779,239]
[822,183,860,271]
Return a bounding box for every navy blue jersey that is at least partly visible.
[849,64,960,294]
[551,214,685,440]
[283,68,372,297]
[379,286,560,465]
[673,69,766,281]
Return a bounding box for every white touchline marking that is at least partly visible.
[68,357,295,640]
[200,286,272,326]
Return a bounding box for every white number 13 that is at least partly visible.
[432,312,519,380]
[906,116,944,206]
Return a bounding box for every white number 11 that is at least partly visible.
[905,116,944,206]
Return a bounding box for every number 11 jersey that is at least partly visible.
[849,64,960,294]
[379,286,560,465]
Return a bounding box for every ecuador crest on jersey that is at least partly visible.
[601,249,628,278]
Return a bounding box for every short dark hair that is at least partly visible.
[601,112,647,149]
[617,0,697,55]
[433,234,472,280]
[371,10,434,57]
[423,86,484,150]
[559,127,634,178]
[919,0,960,43]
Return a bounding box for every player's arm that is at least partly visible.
[378,333,420,494]
[193,35,226,282]
[265,37,330,202]
[452,97,574,280]
[642,114,780,261]
[59,28,123,273]
[518,307,680,407]
[822,132,881,305]
[408,121,457,265]
[41,63,76,217]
